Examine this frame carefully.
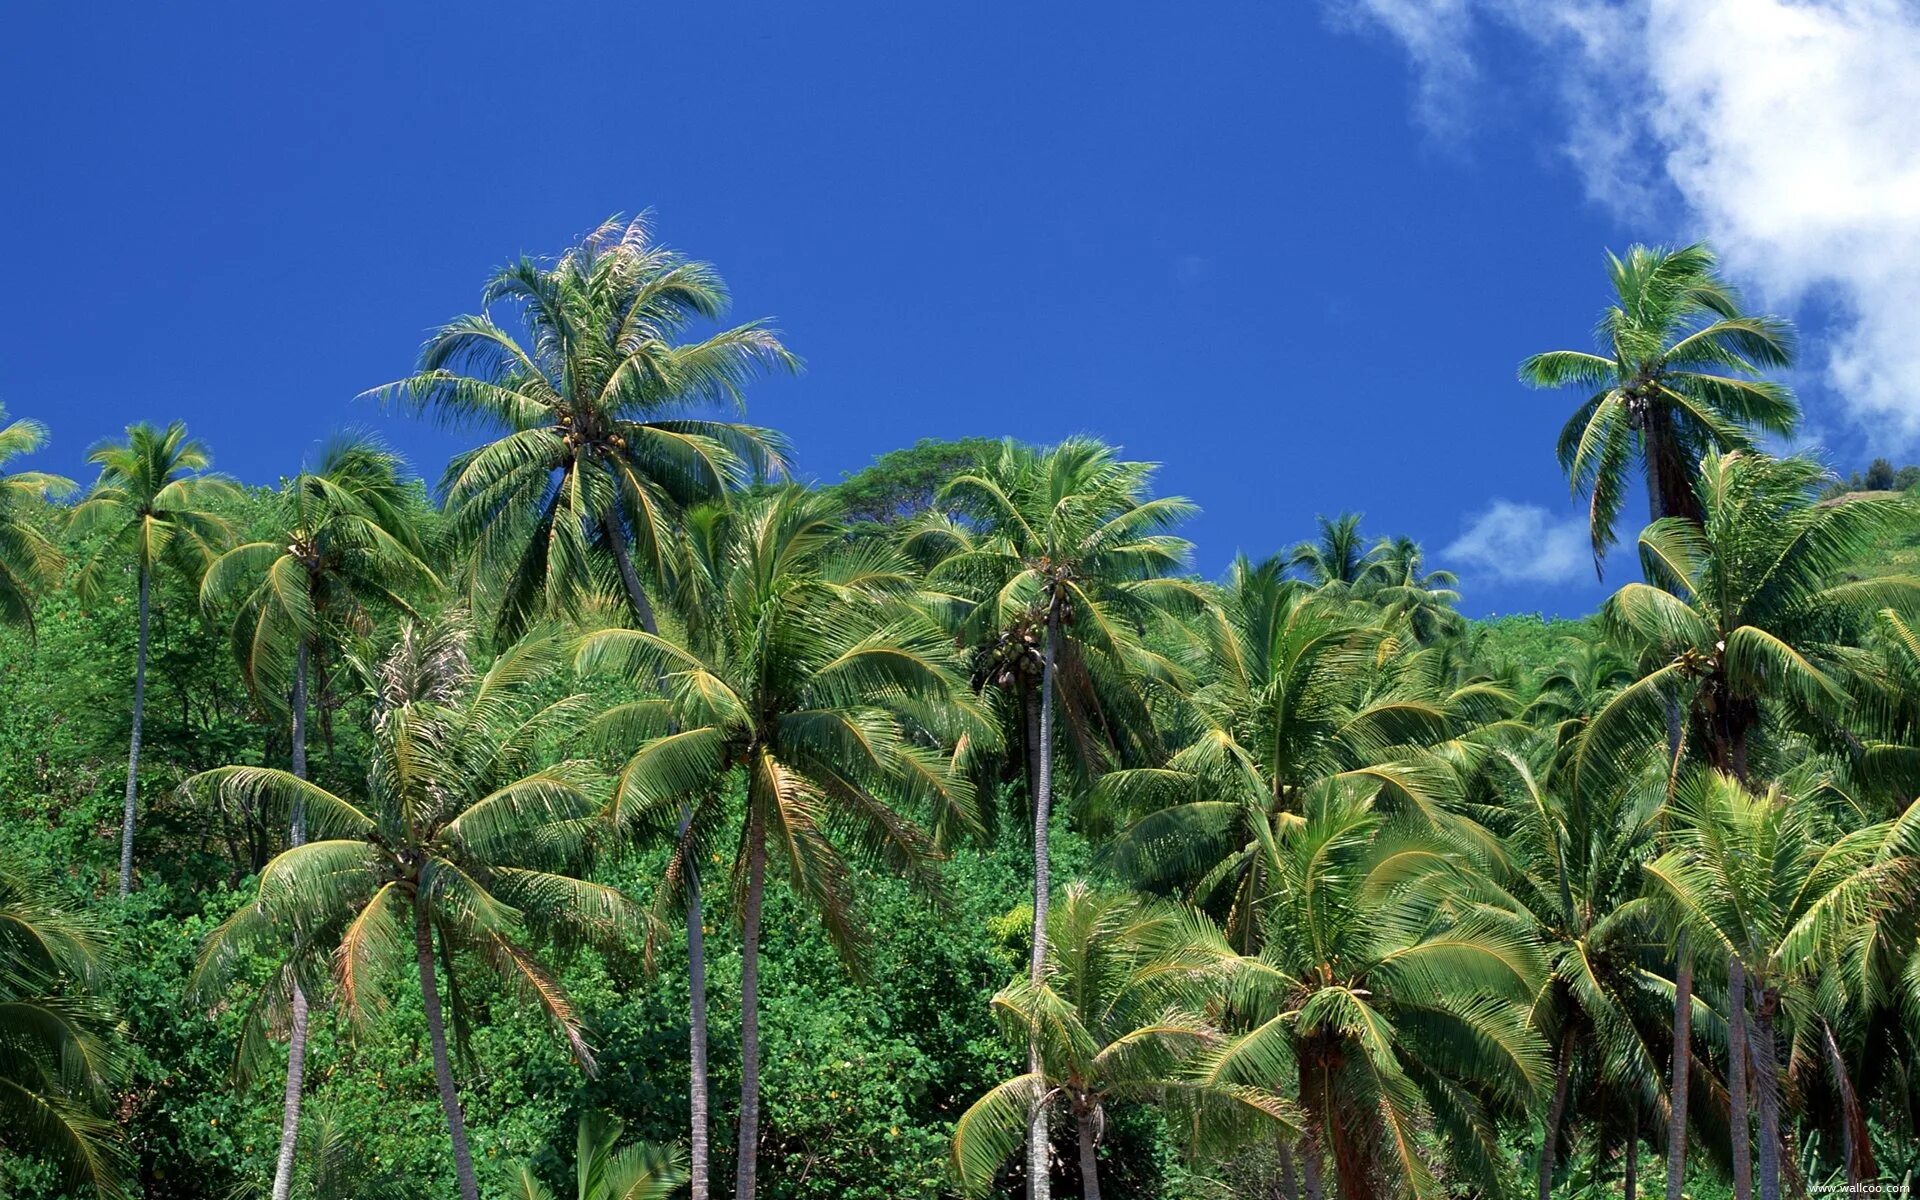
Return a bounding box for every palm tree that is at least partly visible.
[1099,556,1509,950]
[508,1111,689,1200]
[1580,452,1920,790]
[1358,536,1465,643]
[371,213,796,643]
[912,437,1196,1200]
[1488,751,1666,1200]
[0,408,74,635]
[1643,770,1917,1200]
[1288,514,1367,588]
[190,625,635,1200]
[1521,243,1798,569]
[949,883,1292,1200]
[0,853,126,1197]
[1192,793,1548,1200]
[70,420,238,896]
[198,435,436,1200]
[576,487,981,1200]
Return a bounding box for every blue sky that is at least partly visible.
[3,2,1909,618]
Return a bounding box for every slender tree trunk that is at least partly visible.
[1298,1128,1326,1200]
[1750,981,1782,1200]
[1728,956,1752,1200]
[683,807,711,1200]
[270,641,312,1200]
[118,567,152,898]
[1075,1106,1101,1200]
[1027,607,1060,1200]
[1022,680,1043,822]
[735,814,767,1200]
[1540,1027,1575,1200]
[603,506,659,634]
[1823,1020,1876,1186]
[415,899,480,1200]
[1625,1103,1638,1200]
[1276,1139,1300,1200]
[1665,933,1694,1200]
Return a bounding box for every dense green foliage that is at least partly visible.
[5,226,1920,1200]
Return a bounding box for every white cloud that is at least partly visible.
[1444,500,1592,586]
[1335,0,1920,442]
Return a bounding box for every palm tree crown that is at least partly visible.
[70,420,236,601]
[0,408,74,635]
[1522,243,1799,568]
[372,215,797,641]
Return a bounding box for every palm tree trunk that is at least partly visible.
[1022,680,1043,822]
[1540,1026,1575,1200]
[734,813,768,1200]
[1823,1020,1875,1186]
[683,807,711,1200]
[1298,1127,1326,1200]
[270,641,312,1200]
[118,566,151,898]
[1075,1107,1101,1200]
[1749,980,1782,1200]
[1728,956,1751,1200]
[602,506,659,634]
[1276,1139,1300,1200]
[1664,933,1693,1200]
[1624,1103,1638,1200]
[415,900,481,1200]
[1027,607,1060,1200]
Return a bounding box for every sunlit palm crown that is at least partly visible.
[1099,556,1515,946]
[0,407,75,633]
[200,436,438,704]
[69,420,237,601]
[1580,452,1920,790]
[190,626,631,1069]
[578,486,991,961]
[949,883,1290,1197]
[1523,243,1800,566]
[1200,795,1547,1198]
[370,215,797,640]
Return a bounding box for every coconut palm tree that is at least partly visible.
[1190,792,1548,1200]
[950,883,1293,1200]
[508,1111,689,1200]
[1521,243,1798,569]
[1358,536,1465,643]
[1099,556,1510,950]
[371,213,796,643]
[1580,452,1920,791]
[576,487,981,1200]
[190,625,635,1200]
[0,853,126,1198]
[0,408,74,635]
[908,437,1196,1200]
[70,420,238,896]
[1488,751,1666,1200]
[1289,514,1368,589]
[1643,770,1918,1200]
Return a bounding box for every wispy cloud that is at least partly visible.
[1444,500,1592,586]
[1334,0,1920,443]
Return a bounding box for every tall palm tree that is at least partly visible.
[1099,556,1510,949]
[191,626,635,1200]
[0,853,126,1198]
[1488,751,1666,1200]
[198,434,436,1200]
[950,883,1293,1200]
[1192,793,1548,1200]
[1643,770,1917,1200]
[508,1111,689,1200]
[0,408,74,635]
[576,487,982,1200]
[1580,452,1920,790]
[1358,536,1465,643]
[1521,243,1798,569]
[70,420,238,896]
[371,213,797,643]
[913,437,1196,1200]
[1288,514,1368,589]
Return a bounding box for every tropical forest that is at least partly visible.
[3,222,1919,1200]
